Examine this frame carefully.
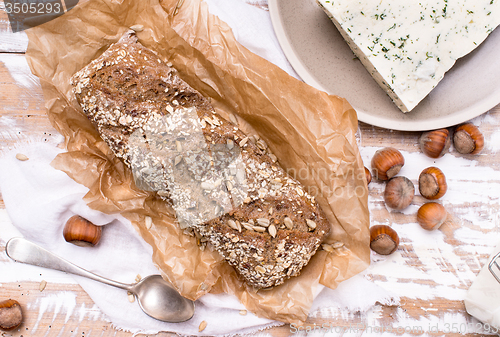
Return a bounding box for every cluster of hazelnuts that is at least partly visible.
[0,215,103,331]
[367,123,484,256]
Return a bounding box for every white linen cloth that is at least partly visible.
[0,143,398,335]
[0,0,398,335]
[0,143,280,335]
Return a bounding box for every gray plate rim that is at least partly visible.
[268,0,500,131]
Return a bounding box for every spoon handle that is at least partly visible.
[6,237,133,291]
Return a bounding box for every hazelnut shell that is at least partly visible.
[384,176,415,210]
[370,225,399,255]
[63,215,102,247]
[419,167,447,200]
[371,147,405,181]
[417,202,447,231]
[419,128,451,158]
[453,123,484,154]
[0,299,23,330]
[364,166,372,185]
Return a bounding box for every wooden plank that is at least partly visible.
[2,279,490,337]
[0,2,29,53]
[2,107,498,337]
[0,53,62,151]
[359,105,500,149]
[1,281,179,337]
[0,55,499,335]
[1,0,500,334]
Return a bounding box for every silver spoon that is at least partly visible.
[5,237,195,323]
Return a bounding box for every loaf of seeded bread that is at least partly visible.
[70,31,330,288]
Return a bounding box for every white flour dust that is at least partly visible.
[27,291,106,334]
[1,54,40,91]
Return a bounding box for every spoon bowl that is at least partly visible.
[5,237,195,323]
[132,275,195,322]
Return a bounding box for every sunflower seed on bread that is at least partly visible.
[70,31,330,288]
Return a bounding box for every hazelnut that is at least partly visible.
[384,176,415,210]
[364,166,372,185]
[371,147,405,181]
[370,225,399,255]
[0,299,23,330]
[63,215,102,247]
[419,167,447,200]
[453,123,484,154]
[417,202,447,231]
[419,128,451,158]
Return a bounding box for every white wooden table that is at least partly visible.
[1,1,500,336]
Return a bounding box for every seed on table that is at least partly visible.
[39,280,47,292]
[16,153,29,161]
[199,320,207,332]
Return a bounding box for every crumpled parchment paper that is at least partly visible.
[24,0,370,324]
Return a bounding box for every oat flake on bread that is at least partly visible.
[70,31,330,289]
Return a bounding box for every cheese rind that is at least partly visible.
[317,0,500,112]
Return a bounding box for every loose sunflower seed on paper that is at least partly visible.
[130,24,144,32]
[145,216,152,230]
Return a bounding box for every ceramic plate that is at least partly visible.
[268,0,500,131]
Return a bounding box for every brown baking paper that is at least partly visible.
[24,0,370,324]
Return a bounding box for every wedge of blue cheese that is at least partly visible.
[317,0,500,112]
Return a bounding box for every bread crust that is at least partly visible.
[71,31,330,288]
